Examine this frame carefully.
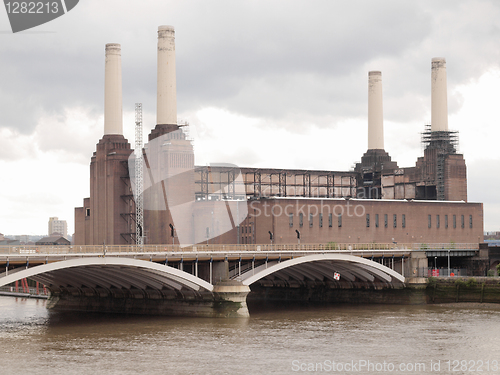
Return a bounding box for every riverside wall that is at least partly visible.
[247,277,500,305]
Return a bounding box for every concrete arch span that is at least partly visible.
[239,254,405,288]
[0,257,214,297]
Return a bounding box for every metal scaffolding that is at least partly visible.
[135,103,144,245]
[194,166,355,200]
[421,125,459,200]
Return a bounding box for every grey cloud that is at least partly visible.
[1,0,500,142]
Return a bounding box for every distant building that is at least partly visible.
[48,217,68,238]
[485,231,500,240]
[0,238,21,245]
[35,236,71,246]
[0,233,4,241]
[14,235,30,244]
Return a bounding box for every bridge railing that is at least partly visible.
[0,243,480,255]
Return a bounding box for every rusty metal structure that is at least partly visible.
[195,166,356,201]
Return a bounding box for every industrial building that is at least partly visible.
[74,26,483,246]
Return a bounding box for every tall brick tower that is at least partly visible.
[74,44,133,245]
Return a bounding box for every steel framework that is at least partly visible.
[135,103,144,245]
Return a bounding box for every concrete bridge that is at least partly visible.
[0,243,479,317]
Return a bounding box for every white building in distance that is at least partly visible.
[48,217,68,238]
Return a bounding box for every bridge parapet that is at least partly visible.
[0,243,480,256]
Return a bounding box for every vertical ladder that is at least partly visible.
[436,152,445,200]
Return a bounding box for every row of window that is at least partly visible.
[427,214,472,229]
[366,214,406,228]
[241,226,252,234]
[288,213,473,229]
[289,213,342,228]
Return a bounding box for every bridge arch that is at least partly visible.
[239,254,405,287]
[0,257,213,296]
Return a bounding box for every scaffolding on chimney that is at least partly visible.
[421,124,459,200]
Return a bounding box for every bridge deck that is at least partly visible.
[0,243,478,254]
[0,243,479,266]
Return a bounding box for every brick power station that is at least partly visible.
[74,26,483,247]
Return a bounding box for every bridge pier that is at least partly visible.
[409,251,428,278]
[213,280,251,318]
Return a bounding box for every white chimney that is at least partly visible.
[431,57,448,132]
[368,71,384,150]
[157,25,177,125]
[104,43,123,135]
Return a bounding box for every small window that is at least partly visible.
[436,215,440,229]
[309,213,313,228]
[319,213,323,228]
[299,213,303,228]
[328,213,333,228]
[428,215,432,229]
[249,225,252,234]
[461,215,465,229]
[86,208,90,217]
[469,215,473,229]
[402,214,406,228]
[393,214,397,228]
[375,214,379,228]
[453,215,457,229]
[338,214,342,228]
[445,215,448,229]
[366,214,370,228]
[384,214,388,228]
[289,213,293,228]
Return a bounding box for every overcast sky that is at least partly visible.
[1,0,499,236]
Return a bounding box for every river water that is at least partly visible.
[0,296,499,375]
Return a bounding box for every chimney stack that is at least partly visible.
[368,71,384,150]
[431,57,448,132]
[104,43,123,135]
[157,25,177,125]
